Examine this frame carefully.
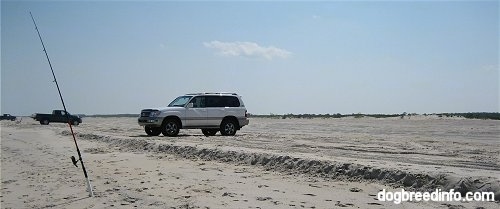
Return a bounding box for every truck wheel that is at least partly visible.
[40,119,49,125]
[145,127,161,136]
[161,119,179,137]
[72,121,79,126]
[202,129,218,137]
[220,119,237,136]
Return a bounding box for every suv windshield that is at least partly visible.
[168,96,193,107]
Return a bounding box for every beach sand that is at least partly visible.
[1,117,499,208]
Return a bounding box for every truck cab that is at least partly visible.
[32,110,82,125]
[0,114,16,121]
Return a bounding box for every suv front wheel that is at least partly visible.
[161,119,180,137]
[220,119,237,136]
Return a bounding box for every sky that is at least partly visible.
[1,1,499,115]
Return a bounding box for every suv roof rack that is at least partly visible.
[186,92,238,96]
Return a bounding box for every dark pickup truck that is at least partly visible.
[0,114,16,121]
[31,110,82,125]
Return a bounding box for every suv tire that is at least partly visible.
[202,129,218,137]
[220,119,237,136]
[145,126,161,136]
[72,120,79,126]
[161,119,179,137]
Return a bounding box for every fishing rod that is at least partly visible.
[29,11,94,197]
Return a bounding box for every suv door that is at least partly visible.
[206,96,222,126]
[184,96,207,127]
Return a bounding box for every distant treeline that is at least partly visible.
[249,112,500,120]
[436,112,500,120]
[79,112,500,120]
[82,114,139,118]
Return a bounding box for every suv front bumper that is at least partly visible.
[138,117,162,127]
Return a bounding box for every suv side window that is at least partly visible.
[190,96,206,108]
[223,96,240,107]
[206,96,240,107]
[206,96,222,107]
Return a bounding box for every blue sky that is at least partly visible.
[1,1,498,115]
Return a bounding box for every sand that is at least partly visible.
[1,116,499,208]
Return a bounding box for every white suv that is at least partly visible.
[138,93,249,137]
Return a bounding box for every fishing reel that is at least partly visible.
[71,156,79,167]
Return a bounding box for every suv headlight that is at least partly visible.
[150,111,160,117]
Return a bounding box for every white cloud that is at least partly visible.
[481,64,498,73]
[203,41,291,60]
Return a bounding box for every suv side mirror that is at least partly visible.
[187,103,194,108]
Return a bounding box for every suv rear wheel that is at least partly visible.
[161,119,179,137]
[145,126,161,136]
[201,129,218,137]
[220,119,237,136]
